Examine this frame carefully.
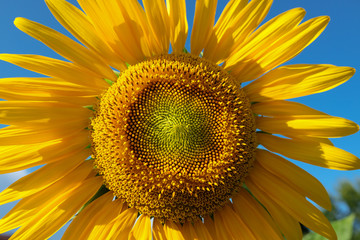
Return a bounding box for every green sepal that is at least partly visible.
[104,78,114,86]
[83,105,95,111]
[183,48,189,53]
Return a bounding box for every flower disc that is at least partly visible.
[91,54,256,222]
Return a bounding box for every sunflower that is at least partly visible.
[0,0,359,239]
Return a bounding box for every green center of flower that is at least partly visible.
[90,54,256,222]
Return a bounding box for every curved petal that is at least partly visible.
[0,101,90,126]
[226,15,329,83]
[182,222,199,240]
[153,218,167,240]
[0,77,98,105]
[0,123,85,146]
[257,133,360,170]
[256,149,331,210]
[77,0,149,64]
[214,205,256,239]
[232,189,283,239]
[0,54,108,90]
[143,0,170,54]
[61,191,114,239]
[129,214,152,240]
[11,176,102,240]
[166,0,188,53]
[204,0,272,63]
[244,64,355,102]
[67,198,125,240]
[247,165,336,239]
[0,150,88,205]
[245,178,303,240]
[251,100,326,116]
[14,18,116,80]
[203,216,217,239]
[193,220,213,240]
[44,0,126,71]
[163,221,186,240]
[105,208,138,239]
[0,131,89,174]
[190,0,217,56]
[256,115,359,138]
[0,161,95,234]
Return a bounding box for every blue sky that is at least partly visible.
[0,0,359,238]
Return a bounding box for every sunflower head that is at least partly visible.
[91,53,256,222]
[0,0,359,239]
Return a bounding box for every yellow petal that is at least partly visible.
[203,215,217,239]
[224,7,306,83]
[164,221,186,240]
[0,54,108,90]
[0,131,89,174]
[193,221,213,240]
[190,0,217,56]
[181,222,199,240]
[129,214,152,240]
[232,189,283,240]
[256,115,359,138]
[0,150,88,205]
[44,0,126,71]
[256,149,331,210]
[257,133,360,170]
[143,0,170,54]
[0,161,94,233]
[226,15,329,83]
[0,122,85,145]
[0,101,90,126]
[0,77,98,105]
[11,176,102,240]
[78,0,151,64]
[295,135,334,146]
[121,0,162,56]
[62,191,114,240]
[14,17,116,81]
[153,218,167,240]
[106,208,138,239]
[204,0,272,63]
[76,199,125,240]
[245,178,303,240]
[252,100,326,116]
[248,165,337,240]
[214,205,256,239]
[244,64,355,102]
[166,0,188,53]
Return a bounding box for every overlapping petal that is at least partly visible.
[256,115,359,138]
[190,0,218,56]
[14,17,116,80]
[244,64,355,101]
[247,165,336,239]
[0,161,95,234]
[204,0,272,63]
[44,0,127,71]
[258,133,360,170]
[225,15,329,83]
[166,0,188,53]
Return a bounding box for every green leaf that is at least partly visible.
[303,214,355,240]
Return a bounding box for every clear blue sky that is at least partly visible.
[0,0,359,238]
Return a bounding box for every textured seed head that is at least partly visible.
[91,54,256,223]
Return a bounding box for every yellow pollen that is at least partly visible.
[90,54,256,223]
